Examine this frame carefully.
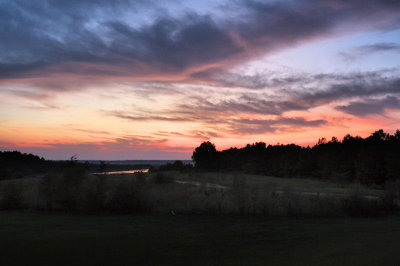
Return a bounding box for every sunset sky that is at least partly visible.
[1,0,400,160]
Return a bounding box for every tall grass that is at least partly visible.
[0,168,397,217]
[107,176,150,214]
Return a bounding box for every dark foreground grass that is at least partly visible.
[0,211,400,266]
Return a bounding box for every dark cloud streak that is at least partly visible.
[340,42,400,61]
[1,0,399,81]
[229,117,327,134]
[336,96,400,116]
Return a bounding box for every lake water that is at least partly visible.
[93,169,149,175]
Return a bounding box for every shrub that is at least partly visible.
[386,179,400,198]
[252,186,274,216]
[0,168,11,180]
[80,175,106,212]
[284,191,304,217]
[152,172,174,184]
[342,186,393,217]
[0,181,22,210]
[56,166,86,210]
[229,175,249,214]
[134,172,147,184]
[38,166,86,211]
[106,178,150,214]
[38,173,61,210]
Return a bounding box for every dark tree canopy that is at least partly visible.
[192,141,219,171]
[192,129,400,186]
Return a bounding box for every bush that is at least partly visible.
[152,172,174,184]
[0,181,22,210]
[57,166,86,210]
[38,166,86,211]
[386,179,400,198]
[39,173,60,210]
[134,172,147,184]
[342,186,393,217]
[106,178,150,214]
[80,175,106,212]
[229,175,249,214]
[154,160,193,172]
[0,168,11,180]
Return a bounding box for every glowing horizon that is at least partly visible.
[1,0,400,160]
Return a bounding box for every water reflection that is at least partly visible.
[93,169,149,175]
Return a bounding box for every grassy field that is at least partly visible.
[0,170,392,217]
[0,170,385,200]
[164,171,385,196]
[0,211,400,266]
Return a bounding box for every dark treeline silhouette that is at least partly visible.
[0,151,141,180]
[0,151,53,180]
[192,129,400,186]
[150,160,193,172]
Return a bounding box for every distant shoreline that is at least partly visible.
[78,160,193,165]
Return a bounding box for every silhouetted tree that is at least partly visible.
[98,161,106,172]
[192,141,219,171]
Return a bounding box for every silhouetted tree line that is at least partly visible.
[0,151,50,180]
[0,151,141,180]
[192,129,400,186]
[150,160,193,172]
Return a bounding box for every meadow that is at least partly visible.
[172,171,385,196]
[1,211,400,266]
[1,168,399,265]
[0,169,396,217]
